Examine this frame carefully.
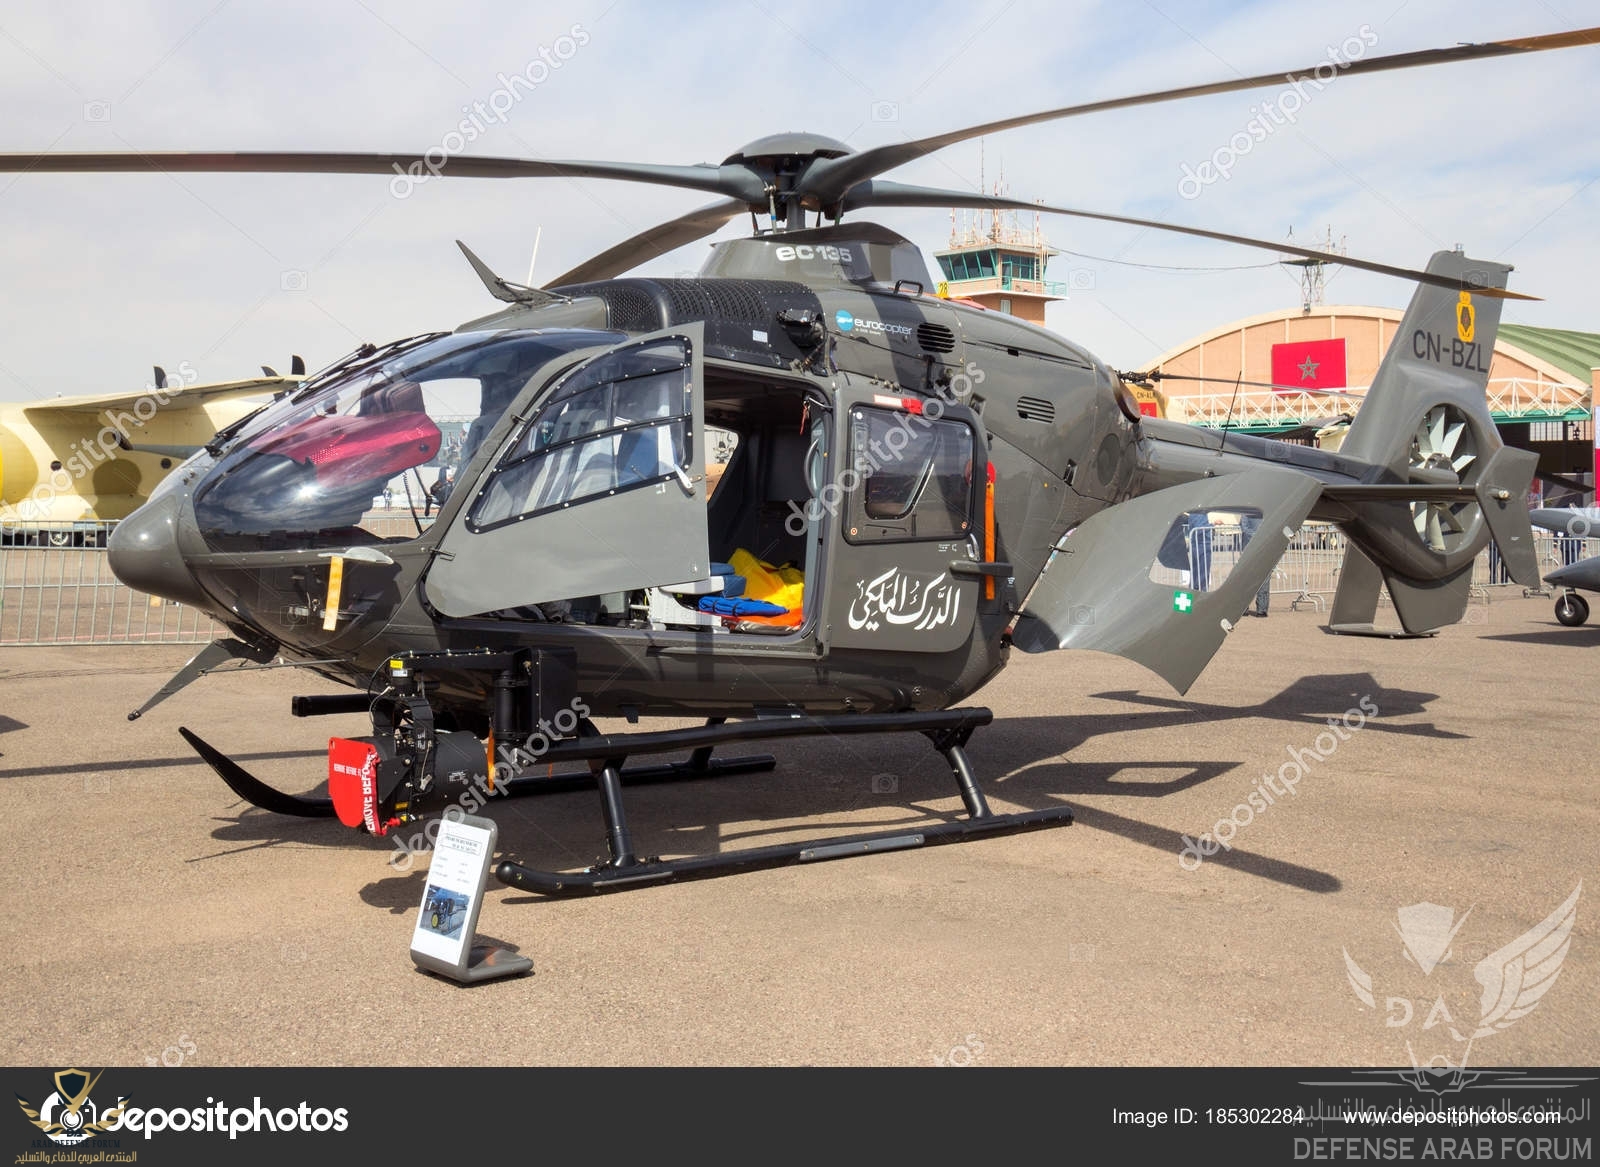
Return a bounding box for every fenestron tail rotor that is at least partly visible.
[1409,404,1481,554]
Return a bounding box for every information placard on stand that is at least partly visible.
[409,814,532,984]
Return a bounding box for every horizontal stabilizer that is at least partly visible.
[1011,467,1320,693]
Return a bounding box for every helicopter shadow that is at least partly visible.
[0,714,25,759]
[963,671,1454,891]
[192,671,1448,900]
[1482,627,1600,648]
[495,672,1450,899]
[2,747,324,782]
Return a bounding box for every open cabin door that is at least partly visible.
[425,324,708,618]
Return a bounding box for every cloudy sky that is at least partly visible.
[0,0,1595,402]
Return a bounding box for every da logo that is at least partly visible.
[1456,290,1475,343]
[1340,883,1580,1086]
[15,1069,129,1145]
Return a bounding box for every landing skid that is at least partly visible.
[177,724,775,817]
[178,707,1075,897]
[493,708,1074,897]
[180,726,334,818]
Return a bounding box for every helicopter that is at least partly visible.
[3,26,1592,897]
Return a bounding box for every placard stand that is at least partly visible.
[409,814,532,984]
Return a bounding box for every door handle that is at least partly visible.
[949,560,1012,578]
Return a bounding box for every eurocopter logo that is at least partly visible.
[1340,883,1581,1085]
[833,309,913,339]
[15,1069,128,1145]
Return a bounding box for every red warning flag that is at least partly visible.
[328,737,385,834]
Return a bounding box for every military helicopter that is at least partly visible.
[5,27,1592,896]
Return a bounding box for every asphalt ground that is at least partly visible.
[0,591,1594,1068]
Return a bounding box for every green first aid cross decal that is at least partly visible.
[1173,590,1194,613]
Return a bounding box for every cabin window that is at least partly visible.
[844,406,975,543]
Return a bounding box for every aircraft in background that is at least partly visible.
[1528,506,1600,625]
[0,360,303,544]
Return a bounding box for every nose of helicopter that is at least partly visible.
[108,492,214,611]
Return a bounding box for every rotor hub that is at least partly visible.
[721,132,853,168]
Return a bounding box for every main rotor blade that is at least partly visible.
[0,150,767,202]
[801,27,1600,204]
[1140,373,1364,397]
[549,198,748,286]
[842,180,1539,300]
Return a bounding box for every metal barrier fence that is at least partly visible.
[0,510,432,647]
[1158,522,1599,616]
[1,522,219,645]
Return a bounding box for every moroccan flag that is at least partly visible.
[1270,337,1347,393]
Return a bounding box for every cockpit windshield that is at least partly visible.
[193,328,623,550]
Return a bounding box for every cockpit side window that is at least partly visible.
[190,328,622,550]
[469,338,694,530]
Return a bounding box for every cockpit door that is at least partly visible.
[425,325,708,618]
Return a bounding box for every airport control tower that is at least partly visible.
[932,192,1064,324]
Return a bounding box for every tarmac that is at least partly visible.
[1,592,1594,1067]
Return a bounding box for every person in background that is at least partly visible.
[1239,511,1270,617]
[1488,538,1510,584]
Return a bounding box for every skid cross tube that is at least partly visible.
[494,707,1074,897]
